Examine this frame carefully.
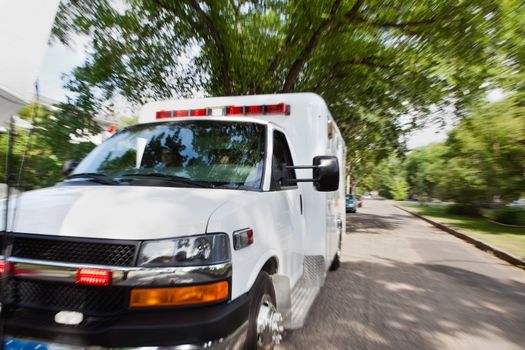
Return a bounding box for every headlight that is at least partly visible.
[139,234,230,267]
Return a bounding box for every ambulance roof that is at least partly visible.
[138,93,342,166]
[139,92,329,124]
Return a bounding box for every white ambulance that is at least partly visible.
[1,93,346,349]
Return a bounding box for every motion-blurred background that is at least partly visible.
[1,0,524,221]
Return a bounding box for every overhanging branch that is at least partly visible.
[334,57,400,69]
[155,0,233,95]
[184,0,232,95]
[351,15,438,29]
[281,0,353,92]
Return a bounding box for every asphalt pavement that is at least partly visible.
[278,199,525,350]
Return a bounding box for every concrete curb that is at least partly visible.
[487,219,525,228]
[395,205,525,270]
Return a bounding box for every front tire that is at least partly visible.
[245,272,283,349]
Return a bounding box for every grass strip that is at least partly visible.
[399,204,525,259]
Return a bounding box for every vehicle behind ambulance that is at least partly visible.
[1,93,346,349]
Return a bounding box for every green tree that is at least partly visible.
[360,155,408,200]
[53,0,506,102]
[441,96,525,203]
[404,142,448,200]
[495,0,525,102]
[346,109,403,193]
[51,0,516,181]
[403,95,525,204]
[387,174,409,201]
[0,103,97,190]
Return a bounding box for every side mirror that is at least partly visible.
[313,156,339,192]
[285,155,340,191]
[63,160,79,176]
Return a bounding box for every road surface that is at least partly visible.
[279,200,525,350]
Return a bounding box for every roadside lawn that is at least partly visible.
[399,204,525,259]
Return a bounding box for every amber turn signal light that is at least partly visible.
[129,281,229,307]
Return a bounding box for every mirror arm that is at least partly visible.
[288,178,319,183]
[285,165,321,183]
[286,165,319,170]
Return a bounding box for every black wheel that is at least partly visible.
[329,235,342,271]
[245,272,283,349]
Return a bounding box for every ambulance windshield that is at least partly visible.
[73,120,266,190]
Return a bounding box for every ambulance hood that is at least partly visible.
[9,185,245,240]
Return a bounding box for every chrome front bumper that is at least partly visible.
[1,257,245,349]
[4,257,232,286]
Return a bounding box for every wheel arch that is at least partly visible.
[261,256,279,275]
[247,254,291,329]
[245,251,280,295]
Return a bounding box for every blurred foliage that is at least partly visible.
[50,0,522,181]
[118,116,139,128]
[359,155,408,200]
[441,97,525,203]
[404,95,525,204]
[405,142,448,200]
[0,104,97,190]
[445,204,482,217]
[496,0,525,102]
[487,207,525,226]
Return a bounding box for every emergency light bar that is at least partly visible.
[156,103,290,120]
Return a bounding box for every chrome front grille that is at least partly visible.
[4,279,129,316]
[8,234,138,267]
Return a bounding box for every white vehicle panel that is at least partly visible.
[206,191,284,299]
[9,185,237,240]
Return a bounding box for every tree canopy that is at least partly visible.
[51,0,521,180]
[403,95,525,203]
[0,104,97,190]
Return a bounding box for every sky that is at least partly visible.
[37,40,506,150]
[405,111,457,150]
[404,88,505,149]
[38,40,87,103]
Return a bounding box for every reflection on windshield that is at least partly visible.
[73,121,266,189]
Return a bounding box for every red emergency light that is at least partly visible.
[225,106,243,115]
[77,268,112,286]
[175,110,189,117]
[245,105,264,115]
[226,103,289,116]
[190,108,207,116]
[266,103,289,115]
[0,260,12,274]
[156,110,171,119]
[156,103,290,119]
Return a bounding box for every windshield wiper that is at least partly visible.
[66,173,119,185]
[212,183,253,191]
[120,173,214,188]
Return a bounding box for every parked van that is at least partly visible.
[1,93,346,349]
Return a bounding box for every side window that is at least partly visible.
[271,131,297,190]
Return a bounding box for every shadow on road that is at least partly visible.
[346,211,406,233]
[282,260,525,350]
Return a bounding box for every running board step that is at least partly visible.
[288,285,320,329]
[283,255,325,329]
